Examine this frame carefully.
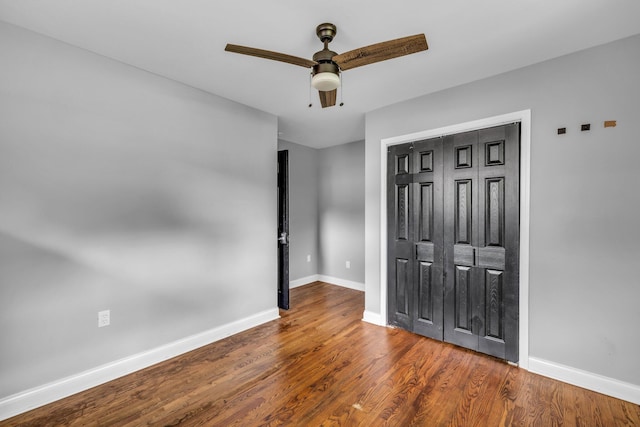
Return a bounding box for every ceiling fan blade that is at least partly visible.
[318,89,337,108]
[225,44,317,68]
[333,34,428,71]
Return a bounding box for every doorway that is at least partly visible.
[387,123,520,362]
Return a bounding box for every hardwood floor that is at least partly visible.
[4,282,639,426]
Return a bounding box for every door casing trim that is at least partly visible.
[378,110,531,369]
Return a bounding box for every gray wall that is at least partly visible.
[0,22,277,398]
[277,140,319,280]
[365,34,640,386]
[318,141,365,283]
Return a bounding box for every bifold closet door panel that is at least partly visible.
[475,124,520,362]
[411,138,444,340]
[387,143,413,331]
[443,131,481,351]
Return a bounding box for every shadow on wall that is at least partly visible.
[0,151,265,397]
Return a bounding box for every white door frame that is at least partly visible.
[378,110,531,369]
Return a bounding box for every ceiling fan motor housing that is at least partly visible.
[313,47,339,71]
[312,61,340,77]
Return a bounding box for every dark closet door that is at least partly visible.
[387,143,414,331]
[443,124,520,361]
[410,138,444,339]
[387,123,520,362]
[387,138,445,340]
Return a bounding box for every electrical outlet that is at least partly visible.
[307,254,311,262]
[98,310,110,327]
[346,260,351,269]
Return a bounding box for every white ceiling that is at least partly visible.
[1,1,640,148]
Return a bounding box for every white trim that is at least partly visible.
[362,310,384,326]
[318,275,365,292]
[379,110,531,368]
[518,111,531,370]
[0,308,280,421]
[529,357,640,405]
[290,274,320,288]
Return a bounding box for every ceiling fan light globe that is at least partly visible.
[311,72,340,91]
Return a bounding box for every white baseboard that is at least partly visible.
[290,274,319,288]
[289,275,365,292]
[317,275,365,292]
[528,357,640,405]
[362,310,385,326]
[0,308,280,421]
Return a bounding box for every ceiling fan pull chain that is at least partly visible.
[339,73,344,107]
[308,72,313,107]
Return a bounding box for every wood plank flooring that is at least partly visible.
[3,282,639,426]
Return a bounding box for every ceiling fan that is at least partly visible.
[225,23,428,108]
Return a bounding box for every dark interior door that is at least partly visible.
[387,124,520,362]
[277,150,289,310]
